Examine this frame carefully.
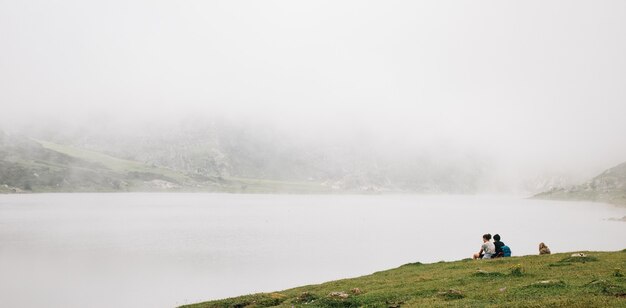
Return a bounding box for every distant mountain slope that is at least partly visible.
[0,132,331,193]
[35,121,487,194]
[0,132,200,192]
[2,120,491,194]
[534,161,626,206]
[0,132,128,192]
[35,139,193,184]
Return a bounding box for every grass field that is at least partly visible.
[183,250,626,307]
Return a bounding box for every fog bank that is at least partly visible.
[2,1,626,192]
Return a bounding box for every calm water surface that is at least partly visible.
[1,193,625,308]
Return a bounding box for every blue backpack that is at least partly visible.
[501,245,511,257]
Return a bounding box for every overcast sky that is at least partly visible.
[1,1,625,178]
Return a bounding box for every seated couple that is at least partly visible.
[473,233,511,259]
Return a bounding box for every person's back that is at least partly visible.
[482,240,496,259]
[493,234,505,257]
[473,233,495,259]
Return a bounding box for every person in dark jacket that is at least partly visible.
[493,234,505,258]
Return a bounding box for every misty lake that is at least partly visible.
[1,193,625,308]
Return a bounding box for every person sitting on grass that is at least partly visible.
[473,233,495,259]
[492,234,505,257]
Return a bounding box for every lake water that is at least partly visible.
[0,193,625,307]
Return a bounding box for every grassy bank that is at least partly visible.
[183,250,626,307]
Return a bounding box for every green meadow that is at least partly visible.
[184,250,626,308]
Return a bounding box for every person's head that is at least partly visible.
[493,234,501,242]
[482,233,492,242]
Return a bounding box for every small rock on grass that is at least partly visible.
[329,291,349,299]
[296,291,317,303]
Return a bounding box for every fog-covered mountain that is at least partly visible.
[1,121,488,194]
[0,130,129,193]
[534,161,626,206]
[5,119,619,196]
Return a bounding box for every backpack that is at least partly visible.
[501,245,511,257]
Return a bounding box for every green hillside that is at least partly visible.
[35,139,194,184]
[184,250,626,308]
[535,162,626,206]
[0,133,330,193]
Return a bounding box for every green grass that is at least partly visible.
[183,250,626,307]
[33,139,192,183]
